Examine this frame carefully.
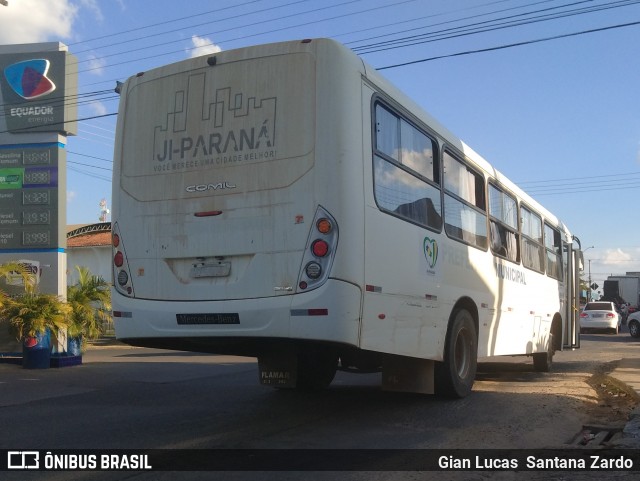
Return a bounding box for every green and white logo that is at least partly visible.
[423,236,438,269]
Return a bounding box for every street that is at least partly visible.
[1,327,638,481]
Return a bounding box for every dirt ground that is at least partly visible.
[583,362,639,428]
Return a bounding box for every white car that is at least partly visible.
[627,311,640,338]
[580,301,621,334]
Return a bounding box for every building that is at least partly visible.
[66,223,111,285]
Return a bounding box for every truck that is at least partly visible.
[605,275,640,308]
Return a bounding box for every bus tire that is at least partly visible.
[296,349,338,390]
[533,333,554,372]
[435,308,477,398]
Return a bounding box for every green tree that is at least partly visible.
[66,266,112,340]
[0,263,57,342]
[1,291,71,341]
[0,261,36,304]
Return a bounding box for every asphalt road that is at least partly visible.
[1,328,639,481]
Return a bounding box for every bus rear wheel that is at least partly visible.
[435,308,477,398]
[533,333,554,372]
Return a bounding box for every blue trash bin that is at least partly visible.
[22,329,52,369]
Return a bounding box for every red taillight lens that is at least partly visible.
[580,312,588,318]
[112,233,120,247]
[606,313,615,318]
[311,239,329,257]
[114,252,124,267]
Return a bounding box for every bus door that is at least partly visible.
[563,241,581,349]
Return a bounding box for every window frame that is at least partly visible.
[371,99,442,232]
[520,203,545,274]
[488,181,520,264]
[442,147,488,250]
[544,222,564,281]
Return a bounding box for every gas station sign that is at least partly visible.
[0,144,64,250]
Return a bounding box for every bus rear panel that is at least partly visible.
[112,40,367,389]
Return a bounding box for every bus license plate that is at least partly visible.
[190,262,231,278]
[177,313,240,325]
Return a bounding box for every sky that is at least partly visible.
[0,0,639,295]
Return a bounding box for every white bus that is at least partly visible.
[111,38,581,398]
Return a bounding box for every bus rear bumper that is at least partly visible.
[112,279,362,354]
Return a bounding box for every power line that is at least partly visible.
[353,0,640,54]
[4,2,635,182]
[67,165,111,182]
[517,170,640,185]
[72,0,640,92]
[352,0,591,52]
[0,89,117,111]
[73,0,407,76]
[528,182,640,196]
[72,0,322,67]
[376,19,640,70]
[68,0,265,52]
[520,175,640,193]
[67,159,111,171]
[67,150,113,164]
[0,113,117,135]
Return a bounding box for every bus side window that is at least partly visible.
[488,183,520,263]
[544,224,563,280]
[375,104,400,161]
[520,205,545,273]
[373,102,442,231]
[400,118,438,184]
[442,150,487,249]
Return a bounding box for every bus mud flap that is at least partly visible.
[258,354,298,389]
[382,354,434,394]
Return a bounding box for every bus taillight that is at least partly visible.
[311,240,329,257]
[305,261,322,279]
[111,222,134,298]
[316,218,332,234]
[117,270,128,286]
[296,206,338,292]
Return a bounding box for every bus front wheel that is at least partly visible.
[435,308,477,398]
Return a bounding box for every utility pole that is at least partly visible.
[584,246,595,303]
[588,259,592,303]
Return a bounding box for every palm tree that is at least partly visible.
[0,261,36,304]
[1,291,71,341]
[0,262,70,345]
[66,266,112,341]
